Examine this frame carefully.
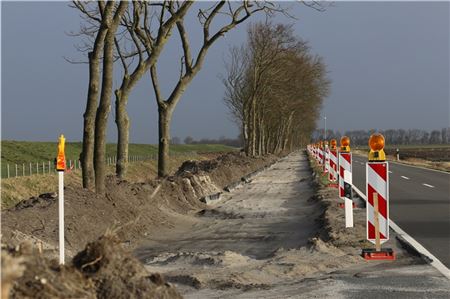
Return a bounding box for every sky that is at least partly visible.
[1,1,449,143]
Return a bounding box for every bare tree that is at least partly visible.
[150,1,290,177]
[73,1,193,192]
[73,1,115,190]
[222,22,329,155]
[93,1,129,194]
[113,1,193,179]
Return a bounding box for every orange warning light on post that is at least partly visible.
[56,135,66,171]
[340,136,350,152]
[330,139,337,150]
[368,133,386,161]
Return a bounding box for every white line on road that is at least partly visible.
[401,176,410,180]
[352,185,450,280]
[422,183,435,188]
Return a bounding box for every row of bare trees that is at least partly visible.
[222,22,329,156]
[72,1,322,194]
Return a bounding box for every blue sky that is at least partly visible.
[1,1,449,143]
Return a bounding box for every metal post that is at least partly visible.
[324,116,327,140]
[36,162,39,174]
[7,164,10,178]
[22,164,25,176]
[43,162,45,174]
[15,164,18,177]
[58,171,65,264]
[30,163,32,175]
[48,161,51,173]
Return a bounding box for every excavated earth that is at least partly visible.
[2,151,449,298]
[1,152,277,257]
[1,152,277,298]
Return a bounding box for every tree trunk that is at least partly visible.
[81,51,99,190]
[94,2,128,194]
[80,2,115,190]
[251,97,257,156]
[115,90,130,179]
[242,122,248,153]
[158,106,172,177]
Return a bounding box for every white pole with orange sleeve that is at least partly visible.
[56,135,66,265]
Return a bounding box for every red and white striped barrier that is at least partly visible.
[323,146,329,173]
[329,149,338,182]
[366,162,389,244]
[318,146,324,165]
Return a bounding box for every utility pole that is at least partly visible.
[324,116,327,140]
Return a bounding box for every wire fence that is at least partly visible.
[1,151,197,179]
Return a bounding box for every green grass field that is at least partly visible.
[1,141,236,178]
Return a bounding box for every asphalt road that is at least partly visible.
[350,154,450,268]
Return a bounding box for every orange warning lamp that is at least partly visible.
[56,135,66,171]
[330,139,337,150]
[340,136,350,152]
[368,133,386,161]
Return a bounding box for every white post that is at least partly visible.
[344,169,354,228]
[43,162,45,174]
[7,164,10,178]
[23,164,25,176]
[30,163,32,175]
[15,164,18,177]
[58,171,65,264]
[48,161,51,173]
[36,162,39,174]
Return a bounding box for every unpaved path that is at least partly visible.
[134,152,338,296]
[135,152,450,298]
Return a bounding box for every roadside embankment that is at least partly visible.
[1,152,278,258]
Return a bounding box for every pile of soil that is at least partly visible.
[2,234,181,299]
[1,152,278,258]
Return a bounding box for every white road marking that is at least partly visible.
[401,176,410,180]
[423,183,435,188]
[353,152,450,175]
[352,185,450,280]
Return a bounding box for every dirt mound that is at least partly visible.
[13,192,57,210]
[3,234,181,299]
[73,234,181,299]
[1,152,278,260]
[176,159,219,176]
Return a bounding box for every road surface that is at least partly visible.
[351,155,450,268]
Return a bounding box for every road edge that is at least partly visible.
[352,185,450,280]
